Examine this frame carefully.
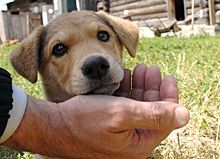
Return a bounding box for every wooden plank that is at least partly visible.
[0,12,7,43]
[11,15,22,40]
[136,18,168,27]
[209,0,215,25]
[187,7,200,14]
[185,0,208,8]
[110,0,166,12]
[187,7,209,15]
[21,12,29,38]
[29,13,42,33]
[183,17,209,25]
[110,0,141,8]
[131,12,167,21]
[167,0,175,18]
[191,0,195,30]
[183,0,187,17]
[184,8,209,23]
[4,12,12,40]
[112,4,167,17]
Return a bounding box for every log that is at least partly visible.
[167,0,175,18]
[111,4,167,17]
[110,0,141,8]
[187,7,200,15]
[187,17,209,24]
[184,8,209,23]
[136,18,168,27]
[215,3,220,10]
[209,0,215,25]
[111,11,126,17]
[136,18,178,32]
[215,10,220,23]
[110,0,166,13]
[185,0,208,9]
[131,12,167,21]
[110,0,120,2]
[187,7,209,15]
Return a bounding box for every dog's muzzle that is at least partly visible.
[80,55,121,95]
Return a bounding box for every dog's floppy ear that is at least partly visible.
[10,25,45,83]
[97,11,139,58]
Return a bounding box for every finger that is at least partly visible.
[130,64,147,101]
[160,75,179,103]
[144,66,162,101]
[109,98,189,131]
[114,69,131,97]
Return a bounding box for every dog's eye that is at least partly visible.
[97,31,110,42]
[52,44,68,57]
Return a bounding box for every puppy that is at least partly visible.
[10,11,139,159]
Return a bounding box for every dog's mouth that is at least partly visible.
[86,82,120,95]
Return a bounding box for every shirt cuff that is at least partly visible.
[0,84,27,143]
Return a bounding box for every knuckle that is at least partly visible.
[149,103,163,128]
[106,105,128,131]
[148,102,174,129]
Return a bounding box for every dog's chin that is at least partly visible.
[86,83,120,95]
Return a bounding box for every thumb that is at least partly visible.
[109,98,189,132]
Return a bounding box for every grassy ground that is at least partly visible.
[0,34,219,158]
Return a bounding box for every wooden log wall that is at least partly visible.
[185,0,209,24]
[215,0,220,23]
[185,0,220,24]
[110,0,169,27]
[109,0,220,26]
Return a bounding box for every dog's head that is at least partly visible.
[10,11,139,102]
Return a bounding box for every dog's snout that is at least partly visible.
[82,56,110,80]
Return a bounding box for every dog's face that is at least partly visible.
[10,11,139,102]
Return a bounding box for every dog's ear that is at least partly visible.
[97,11,139,58]
[10,25,45,83]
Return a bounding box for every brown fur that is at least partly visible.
[10,11,139,158]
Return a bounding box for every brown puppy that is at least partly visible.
[10,11,139,159]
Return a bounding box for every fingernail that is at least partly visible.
[174,107,190,128]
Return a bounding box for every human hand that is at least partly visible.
[56,64,189,159]
[115,64,188,154]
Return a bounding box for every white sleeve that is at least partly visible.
[0,84,27,143]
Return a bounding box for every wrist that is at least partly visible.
[0,84,27,143]
[0,68,27,144]
[2,96,59,153]
[0,68,13,140]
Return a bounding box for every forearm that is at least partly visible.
[2,96,65,157]
[2,95,98,159]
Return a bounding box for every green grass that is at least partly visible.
[0,34,220,158]
[0,44,43,99]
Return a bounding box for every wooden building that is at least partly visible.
[1,0,219,42]
[0,0,53,43]
[108,0,220,28]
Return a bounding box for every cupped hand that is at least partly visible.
[58,64,190,159]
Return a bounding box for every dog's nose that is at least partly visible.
[82,56,110,80]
